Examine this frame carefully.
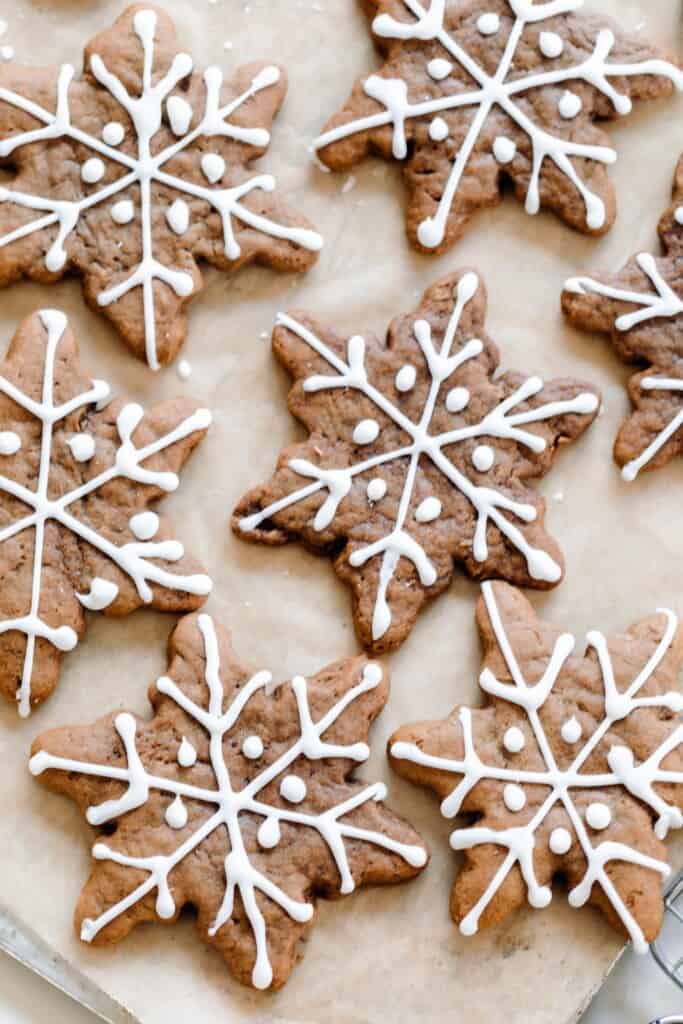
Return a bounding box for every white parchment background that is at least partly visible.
[0,1,682,1021]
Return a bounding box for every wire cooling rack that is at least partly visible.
[649,870,683,1023]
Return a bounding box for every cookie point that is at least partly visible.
[29,751,49,776]
[406,844,428,868]
[621,462,638,483]
[253,65,280,91]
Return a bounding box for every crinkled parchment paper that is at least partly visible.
[0,1,682,1021]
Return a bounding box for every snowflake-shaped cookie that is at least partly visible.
[234,270,599,654]
[390,581,683,952]
[30,612,428,990]
[0,4,323,369]
[563,155,683,482]
[315,0,682,254]
[0,308,212,716]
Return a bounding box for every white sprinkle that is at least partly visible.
[0,431,21,455]
[167,198,190,235]
[561,716,582,744]
[67,433,96,462]
[111,199,135,225]
[559,90,582,120]
[102,121,125,147]
[167,95,193,136]
[129,511,160,541]
[201,153,226,184]
[177,359,192,381]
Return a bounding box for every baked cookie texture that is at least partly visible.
[234,270,600,655]
[563,154,683,482]
[0,309,211,717]
[390,581,683,952]
[30,612,428,991]
[315,0,682,255]
[0,4,322,369]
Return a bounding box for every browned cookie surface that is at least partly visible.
[30,612,428,990]
[0,4,322,369]
[563,155,683,482]
[390,581,683,950]
[316,0,680,255]
[0,308,211,716]
[233,270,599,654]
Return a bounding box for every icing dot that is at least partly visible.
[111,199,135,225]
[472,444,495,472]
[177,737,197,768]
[81,158,105,184]
[561,716,582,744]
[177,359,192,381]
[427,58,452,81]
[102,121,125,146]
[167,95,193,136]
[446,386,470,413]
[503,726,525,754]
[539,31,564,59]
[676,207,683,226]
[167,198,190,236]
[503,783,526,813]
[67,433,95,462]
[242,734,264,760]
[257,816,281,849]
[415,496,442,523]
[429,116,449,142]
[559,90,582,120]
[280,775,307,803]
[366,477,387,503]
[165,795,188,830]
[0,431,20,455]
[353,419,380,445]
[493,136,516,164]
[477,12,500,35]
[549,827,572,855]
[201,153,226,184]
[76,577,118,611]
[129,511,160,541]
[586,802,611,831]
[396,364,417,392]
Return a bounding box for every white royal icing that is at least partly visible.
[129,511,160,540]
[30,622,426,989]
[561,715,582,744]
[177,736,197,767]
[102,122,125,147]
[67,432,95,462]
[0,9,323,370]
[0,310,212,716]
[396,364,417,392]
[472,444,494,472]
[239,274,598,642]
[314,0,683,246]
[477,13,500,37]
[165,794,188,829]
[353,419,380,445]
[565,253,683,481]
[242,734,264,760]
[391,580,683,953]
[558,89,582,119]
[111,199,135,225]
[166,198,190,235]
[429,116,449,141]
[366,477,387,503]
[0,430,20,454]
[415,496,441,523]
[503,725,525,753]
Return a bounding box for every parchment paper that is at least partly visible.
[0,2,682,1022]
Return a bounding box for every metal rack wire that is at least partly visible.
[650,870,683,1023]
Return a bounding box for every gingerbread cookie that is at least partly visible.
[390,581,683,952]
[233,271,599,654]
[563,155,683,481]
[0,5,323,370]
[315,0,682,255]
[30,612,428,990]
[0,309,211,717]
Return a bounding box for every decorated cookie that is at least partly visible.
[314,0,682,255]
[0,5,323,370]
[30,613,428,990]
[563,156,683,482]
[0,309,212,717]
[233,271,599,654]
[390,581,683,952]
